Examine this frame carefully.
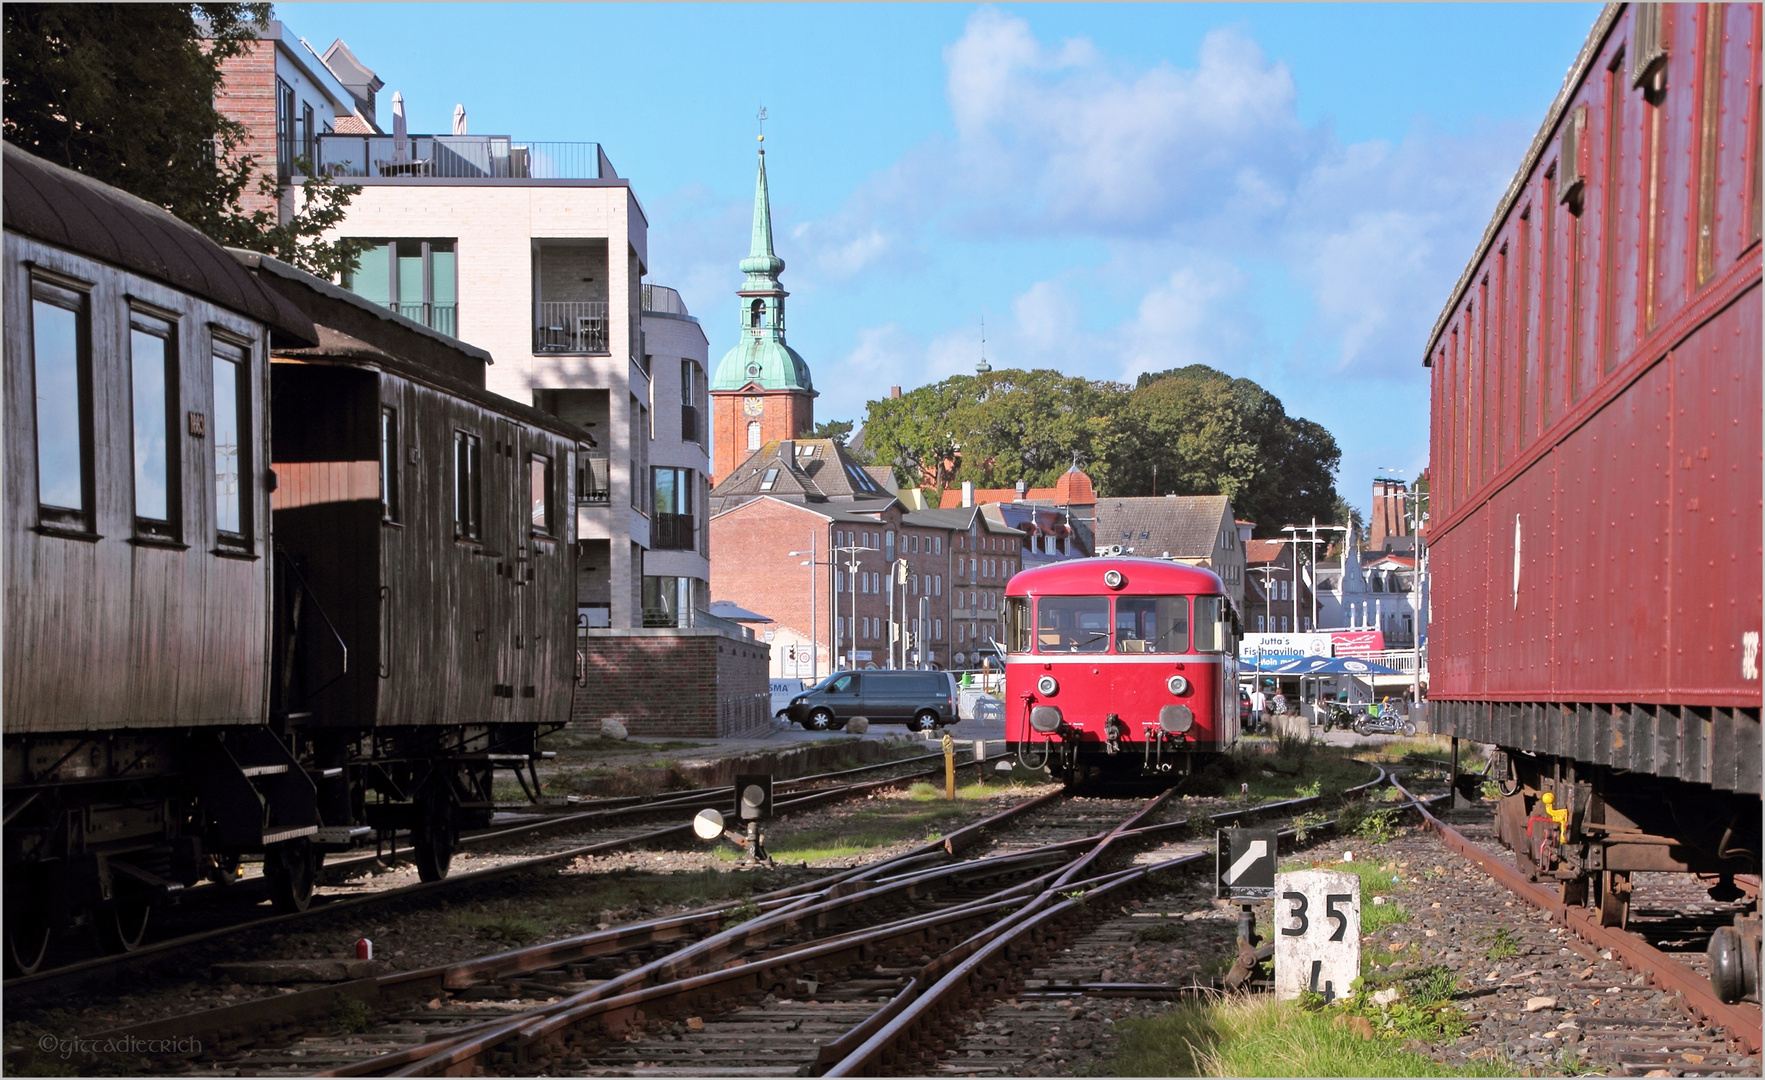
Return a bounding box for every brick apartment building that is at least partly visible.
[710,439,1028,678]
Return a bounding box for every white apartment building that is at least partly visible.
[639,284,712,627]
[311,130,653,628]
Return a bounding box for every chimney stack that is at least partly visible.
[889,386,901,399]
[779,439,794,463]
[1014,479,1027,500]
[961,480,974,508]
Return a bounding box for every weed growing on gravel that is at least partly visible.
[742,798,975,863]
[448,909,545,945]
[332,996,374,1034]
[1290,810,1330,843]
[1353,807,1402,844]
[903,780,1011,802]
[1334,964,1470,1042]
[1479,927,1522,960]
[1135,921,1183,944]
[722,897,762,928]
[1110,995,1504,1077]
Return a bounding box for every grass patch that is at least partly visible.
[1280,858,1412,934]
[331,995,375,1033]
[445,907,547,946]
[1188,740,1376,804]
[1479,927,1522,960]
[1110,995,1503,1077]
[739,798,977,863]
[902,779,1026,802]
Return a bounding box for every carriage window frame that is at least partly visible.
[1114,596,1191,654]
[1192,595,1230,653]
[380,406,400,524]
[210,333,253,552]
[453,429,483,541]
[128,307,182,544]
[529,452,555,537]
[28,276,96,537]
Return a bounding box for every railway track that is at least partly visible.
[75,762,1390,1077]
[1390,774,1762,1075]
[2,747,986,1001]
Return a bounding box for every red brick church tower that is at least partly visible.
[709,140,815,481]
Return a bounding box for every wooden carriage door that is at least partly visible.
[493,418,524,724]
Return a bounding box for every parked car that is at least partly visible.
[1239,686,1253,727]
[770,678,807,718]
[785,670,959,732]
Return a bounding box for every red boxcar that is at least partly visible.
[1424,2,1761,953]
[1004,557,1240,783]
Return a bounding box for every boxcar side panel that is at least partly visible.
[1669,284,1762,697]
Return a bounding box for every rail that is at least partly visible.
[639,284,691,317]
[534,301,609,354]
[313,136,606,180]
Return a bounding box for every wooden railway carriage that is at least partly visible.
[245,254,586,885]
[3,146,319,971]
[2,146,588,975]
[1424,2,1761,951]
[1004,557,1240,783]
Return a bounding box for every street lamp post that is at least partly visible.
[829,541,878,670]
[788,535,820,682]
[1281,519,1349,631]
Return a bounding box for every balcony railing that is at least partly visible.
[535,302,608,355]
[640,284,691,318]
[379,300,456,337]
[313,136,607,180]
[576,456,610,505]
[652,512,695,551]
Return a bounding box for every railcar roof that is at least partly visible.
[2,144,317,346]
[1006,556,1224,596]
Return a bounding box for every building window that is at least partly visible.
[759,468,778,492]
[380,406,399,523]
[30,281,91,529]
[276,79,295,181]
[453,430,482,540]
[530,453,554,535]
[747,421,761,451]
[651,466,695,549]
[130,312,178,539]
[213,340,250,543]
[344,239,459,336]
[642,576,692,628]
[680,359,701,443]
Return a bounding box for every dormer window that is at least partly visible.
[759,468,779,491]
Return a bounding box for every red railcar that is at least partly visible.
[1003,558,1240,782]
[1424,2,1761,973]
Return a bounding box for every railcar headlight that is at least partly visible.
[1037,674,1059,696]
[1030,705,1065,733]
[1159,705,1195,734]
[1166,675,1190,695]
[1103,569,1125,589]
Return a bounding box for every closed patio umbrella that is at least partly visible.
[391,91,408,163]
[452,103,467,136]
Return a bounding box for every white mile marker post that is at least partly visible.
[1273,868,1361,1003]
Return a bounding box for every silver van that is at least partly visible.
[784,670,959,732]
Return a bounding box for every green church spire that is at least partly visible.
[711,142,814,394]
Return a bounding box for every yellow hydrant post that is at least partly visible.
[942,733,956,800]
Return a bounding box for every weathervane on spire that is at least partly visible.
[976,315,993,374]
[757,106,768,146]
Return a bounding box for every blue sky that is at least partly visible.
[287,2,1602,516]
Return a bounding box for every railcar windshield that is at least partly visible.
[1192,596,1230,653]
[1115,596,1189,653]
[1035,596,1111,653]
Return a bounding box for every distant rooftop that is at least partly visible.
[311,134,617,182]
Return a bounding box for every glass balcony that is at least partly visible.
[313,136,608,180]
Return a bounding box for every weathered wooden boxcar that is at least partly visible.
[242,253,588,884]
[3,145,320,971]
[3,145,592,975]
[1424,3,1760,938]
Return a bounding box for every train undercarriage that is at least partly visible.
[1486,747,1762,1003]
[2,721,558,976]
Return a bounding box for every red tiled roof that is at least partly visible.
[935,469,1097,509]
[1245,539,1287,565]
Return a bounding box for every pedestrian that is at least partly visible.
[1249,686,1267,732]
[1272,690,1287,716]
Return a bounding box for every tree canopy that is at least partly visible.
[3,3,362,278]
[863,364,1343,536]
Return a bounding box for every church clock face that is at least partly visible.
[743,396,764,417]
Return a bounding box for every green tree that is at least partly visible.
[808,419,854,446]
[864,369,1124,494]
[3,3,363,278]
[1109,365,1341,534]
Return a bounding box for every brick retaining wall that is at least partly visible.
[572,628,770,739]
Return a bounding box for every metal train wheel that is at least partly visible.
[413,791,457,883]
[4,918,51,976]
[93,894,151,953]
[264,838,317,913]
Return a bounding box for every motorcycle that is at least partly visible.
[1353,708,1417,738]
